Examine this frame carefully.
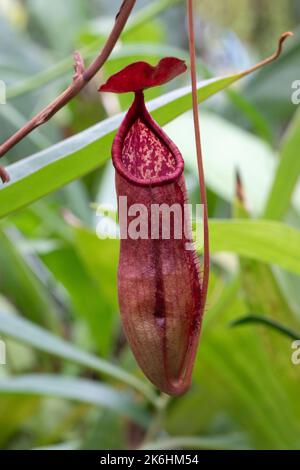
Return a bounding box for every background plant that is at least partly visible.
[0,0,299,450]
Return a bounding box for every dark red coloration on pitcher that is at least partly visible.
[99,58,205,395]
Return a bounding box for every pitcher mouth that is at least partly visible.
[112,92,184,187]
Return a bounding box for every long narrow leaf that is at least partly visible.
[264,109,300,220]
[231,315,300,341]
[0,309,156,404]
[208,219,300,276]
[0,375,148,426]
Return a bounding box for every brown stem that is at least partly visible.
[185,15,292,301]
[0,166,10,183]
[235,170,246,207]
[73,51,85,81]
[170,0,210,396]
[187,0,210,302]
[0,0,136,182]
[241,31,293,77]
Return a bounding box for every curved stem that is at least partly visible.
[0,0,136,182]
[186,0,210,303]
[241,31,293,76]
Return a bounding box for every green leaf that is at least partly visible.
[124,0,183,38]
[0,396,39,447]
[232,192,298,329]
[166,111,276,214]
[0,227,61,331]
[199,327,300,448]
[208,219,300,275]
[27,0,88,55]
[191,286,300,449]
[0,374,148,426]
[0,309,156,404]
[231,315,300,341]
[264,109,300,220]
[72,227,119,356]
[0,72,258,220]
[42,245,113,355]
[141,433,249,450]
[244,28,300,130]
[224,88,273,144]
[0,103,50,148]
[80,409,125,450]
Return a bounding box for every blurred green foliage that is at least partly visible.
[198,0,295,54]
[0,0,299,450]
